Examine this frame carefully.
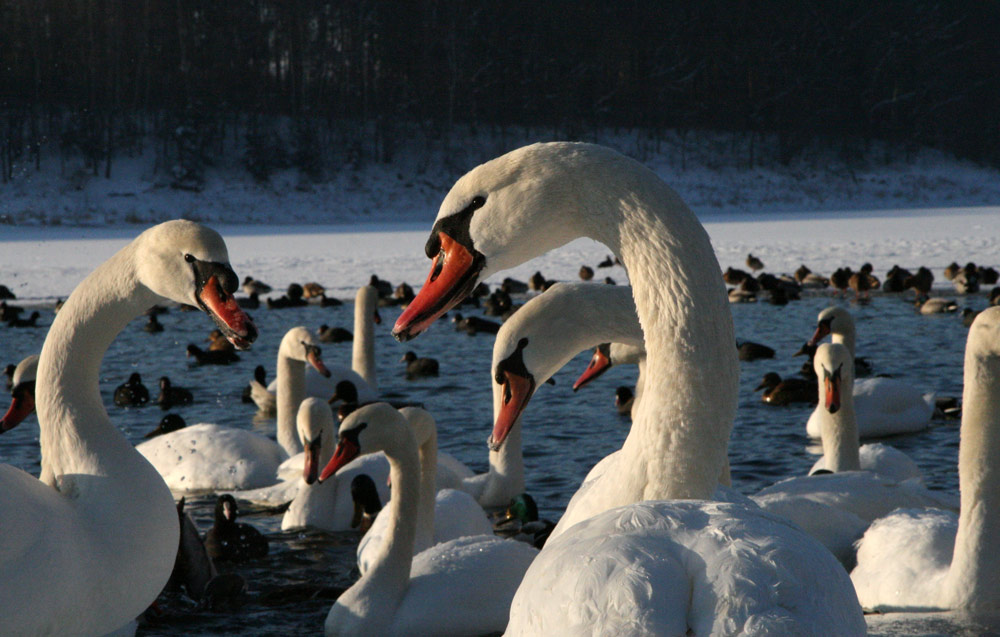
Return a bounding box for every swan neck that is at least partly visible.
[276,355,305,455]
[415,429,437,554]
[37,244,157,476]
[363,438,420,607]
[353,286,377,391]
[832,329,856,360]
[820,405,860,472]
[948,349,1000,608]
[631,359,646,421]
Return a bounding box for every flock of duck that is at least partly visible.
[1,142,999,635]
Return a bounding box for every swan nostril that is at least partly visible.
[428,251,445,283]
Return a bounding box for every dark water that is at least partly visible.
[0,288,988,635]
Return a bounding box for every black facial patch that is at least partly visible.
[341,421,368,447]
[302,342,322,360]
[495,337,533,387]
[424,196,486,258]
[189,256,240,295]
[11,380,34,401]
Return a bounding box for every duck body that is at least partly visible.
[113,372,150,407]
[157,376,193,409]
[186,343,238,365]
[401,351,439,378]
[204,495,269,562]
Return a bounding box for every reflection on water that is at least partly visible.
[0,288,988,634]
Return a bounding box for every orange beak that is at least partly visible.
[307,349,331,378]
[197,275,258,350]
[0,387,34,433]
[319,437,360,483]
[824,372,841,414]
[808,321,831,347]
[393,233,481,341]
[573,347,612,391]
[490,371,535,450]
[303,436,323,485]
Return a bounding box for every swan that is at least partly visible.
[137,326,331,492]
[850,306,1000,611]
[573,341,646,419]
[0,220,257,635]
[806,345,921,481]
[356,406,491,575]
[320,403,538,637]
[391,142,863,632]
[806,306,933,437]
[0,353,38,434]
[753,346,951,565]
[253,286,378,414]
[281,405,470,532]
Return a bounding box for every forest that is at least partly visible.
[1,0,997,186]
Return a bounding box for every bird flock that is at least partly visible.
[1,142,999,635]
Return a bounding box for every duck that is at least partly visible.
[143,313,164,332]
[0,354,38,434]
[354,407,491,576]
[500,277,528,294]
[979,265,999,285]
[266,283,309,309]
[315,292,343,307]
[401,351,438,378]
[7,310,40,328]
[850,307,1000,611]
[737,340,775,361]
[204,494,269,562]
[451,312,501,335]
[390,143,864,632]
[917,296,959,314]
[207,328,236,351]
[156,376,193,409]
[578,265,594,281]
[882,265,912,292]
[186,343,238,365]
[746,252,764,271]
[806,306,933,437]
[597,254,615,268]
[727,286,756,302]
[943,261,961,281]
[139,327,331,492]
[0,300,22,321]
[393,282,415,305]
[369,274,393,298]
[904,266,935,297]
[493,493,555,549]
[242,276,272,295]
[320,403,538,637]
[0,284,14,299]
[830,267,853,295]
[953,269,980,294]
[614,386,634,415]
[112,372,150,407]
[318,323,352,342]
[804,343,922,482]
[754,372,817,405]
[302,282,325,299]
[350,474,382,536]
[0,220,257,635]
[254,287,379,413]
[237,291,260,309]
[849,265,878,299]
[143,413,187,438]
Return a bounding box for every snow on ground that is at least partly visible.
[3,129,1000,227]
[2,205,998,303]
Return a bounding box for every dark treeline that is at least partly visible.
[1,0,998,185]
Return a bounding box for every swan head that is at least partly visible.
[298,397,335,485]
[319,402,411,482]
[279,326,332,377]
[135,220,257,349]
[0,354,38,433]
[393,142,598,341]
[809,306,853,346]
[968,306,1000,356]
[814,343,852,414]
[573,343,613,391]
[490,337,537,450]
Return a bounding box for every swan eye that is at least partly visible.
[184,253,195,263]
[470,195,486,209]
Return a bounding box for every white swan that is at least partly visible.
[0,220,257,635]
[753,345,952,565]
[807,343,922,481]
[357,406,491,575]
[0,354,38,433]
[137,326,331,492]
[392,142,864,632]
[253,286,378,413]
[806,306,933,437]
[320,403,538,637]
[282,405,469,532]
[850,306,1000,611]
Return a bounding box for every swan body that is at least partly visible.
[391,143,862,630]
[0,220,257,635]
[806,306,932,437]
[321,403,538,637]
[506,500,866,636]
[851,307,1000,611]
[810,442,922,482]
[141,326,330,492]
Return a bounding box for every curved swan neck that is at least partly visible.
[948,344,1000,608]
[565,158,737,501]
[832,326,856,360]
[276,354,306,455]
[353,286,378,391]
[415,422,437,554]
[38,242,157,477]
[360,433,420,613]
